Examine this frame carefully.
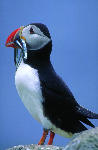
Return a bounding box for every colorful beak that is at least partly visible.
[5,28,21,48]
[5,26,26,49]
[6,26,27,59]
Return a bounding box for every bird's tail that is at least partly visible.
[77,105,98,119]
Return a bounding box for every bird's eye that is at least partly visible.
[30,27,34,34]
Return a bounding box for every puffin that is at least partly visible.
[6,23,98,145]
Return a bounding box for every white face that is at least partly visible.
[22,25,51,50]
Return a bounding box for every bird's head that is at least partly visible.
[6,23,52,61]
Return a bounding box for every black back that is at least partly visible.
[24,23,96,134]
[24,46,90,133]
[38,64,88,133]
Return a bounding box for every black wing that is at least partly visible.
[39,66,94,133]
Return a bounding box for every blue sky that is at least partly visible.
[0,0,98,149]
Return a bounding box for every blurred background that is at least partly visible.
[0,0,98,150]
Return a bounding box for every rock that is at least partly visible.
[64,127,98,150]
[6,127,98,150]
[6,145,63,150]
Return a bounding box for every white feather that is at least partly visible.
[15,61,52,129]
[15,61,72,137]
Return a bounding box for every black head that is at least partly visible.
[6,23,52,67]
[20,23,52,52]
[31,23,51,39]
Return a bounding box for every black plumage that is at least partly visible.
[24,39,98,134]
[6,23,98,142]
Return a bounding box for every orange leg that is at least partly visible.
[38,129,48,145]
[48,131,55,145]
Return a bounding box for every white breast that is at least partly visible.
[15,61,72,137]
[15,61,52,129]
